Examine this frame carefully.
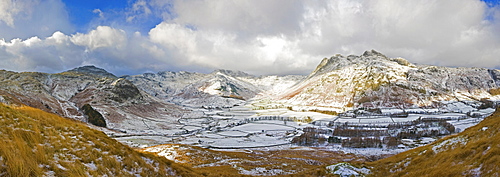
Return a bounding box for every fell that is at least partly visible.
[368,107,500,176]
[0,103,198,176]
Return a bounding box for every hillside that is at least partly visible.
[142,144,367,176]
[368,107,500,176]
[279,50,500,109]
[0,66,187,135]
[0,103,198,176]
[125,69,304,108]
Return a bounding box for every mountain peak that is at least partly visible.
[211,69,252,77]
[362,49,387,58]
[309,50,392,77]
[66,65,117,78]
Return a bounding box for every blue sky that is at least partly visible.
[63,0,165,34]
[0,0,499,76]
[64,0,128,31]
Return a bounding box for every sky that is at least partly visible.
[0,0,500,76]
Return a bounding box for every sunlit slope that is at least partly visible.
[0,103,198,177]
[279,50,500,108]
[369,107,500,176]
[142,144,367,176]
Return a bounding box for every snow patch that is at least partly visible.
[326,162,371,177]
[431,136,467,153]
[238,167,287,176]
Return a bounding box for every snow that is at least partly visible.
[320,145,408,157]
[84,162,98,171]
[431,136,468,153]
[238,167,287,176]
[204,134,291,149]
[217,130,249,137]
[326,162,371,177]
[229,123,294,133]
[143,145,186,163]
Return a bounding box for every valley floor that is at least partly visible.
[108,100,496,176]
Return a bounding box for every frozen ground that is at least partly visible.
[113,100,495,158]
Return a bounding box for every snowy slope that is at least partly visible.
[125,69,304,108]
[0,66,186,134]
[278,50,500,109]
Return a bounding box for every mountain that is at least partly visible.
[0,103,198,176]
[0,66,186,135]
[66,65,117,78]
[125,69,304,108]
[278,50,500,109]
[366,107,500,176]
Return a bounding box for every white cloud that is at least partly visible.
[71,26,127,51]
[0,0,19,27]
[0,27,164,75]
[0,0,73,40]
[0,0,40,27]
[172,0,305,38]
[93,9,104,18]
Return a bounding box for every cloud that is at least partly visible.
[171,0,305,38]
[0,0,20,27]
[71,26,127,50]
[0,0,73,40]
[0,0,500,76]
[146,0,500,74]
[93,9,104,18]
[126,0,152,22]
[0,27,167,75]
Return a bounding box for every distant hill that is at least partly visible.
[124,69,304,108]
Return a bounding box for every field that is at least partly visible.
[116,100,493,151]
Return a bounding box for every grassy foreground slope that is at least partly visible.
[0,103,198,177]
[369,107,500,176]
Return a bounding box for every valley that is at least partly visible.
[1,50,500,176]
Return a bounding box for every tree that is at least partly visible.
[81,104,106,127]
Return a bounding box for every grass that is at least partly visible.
[0,103,199,176]
[142,144,368,176]
[367,107,500,176]
[489,88,500,95]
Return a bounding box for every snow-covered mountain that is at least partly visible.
[278,50,500,109]
[124,69,305,108]
[0,66,186,134]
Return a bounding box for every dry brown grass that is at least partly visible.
[368,107,500,177]
[142,144,368,176]
[0,103,200,176]
[489,88,500,95]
